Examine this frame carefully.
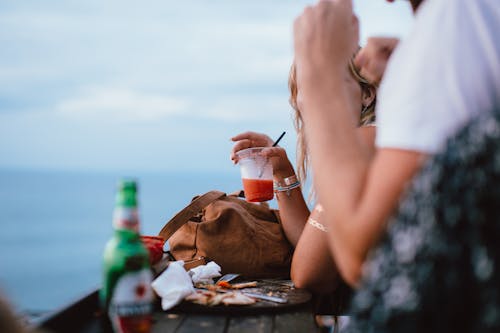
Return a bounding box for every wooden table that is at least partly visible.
[150,308,318,333]
[34,280,321,333]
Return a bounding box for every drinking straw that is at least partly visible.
[258,131,286,178]
[272,131,286,147]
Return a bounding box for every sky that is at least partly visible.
[0,0,413,173]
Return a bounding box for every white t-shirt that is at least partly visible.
[376,0,500,154]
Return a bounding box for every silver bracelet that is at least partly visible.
[274,175,301,197]
[283,174,298,186]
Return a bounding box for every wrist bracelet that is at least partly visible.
[273,181,301,192]
[274,175,301,197]
[274,174,298,187]
[283,174,298,186]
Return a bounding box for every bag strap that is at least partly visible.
[228,190,245,198]
[158,190,226,241]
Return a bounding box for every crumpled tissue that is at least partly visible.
[188,261,222,284]
[151,260,195,311]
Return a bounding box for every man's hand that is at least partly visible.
[354,37,399,85]
[293,0,359,91]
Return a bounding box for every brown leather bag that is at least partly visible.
[158,190,293,278]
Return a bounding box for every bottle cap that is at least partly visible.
[116,179,138,207]
[118,179,137,192]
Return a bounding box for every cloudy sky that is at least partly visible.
[0,0,413,173]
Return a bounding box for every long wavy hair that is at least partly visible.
[289,59,377,186]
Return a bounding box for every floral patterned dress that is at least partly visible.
[344,108,500,332]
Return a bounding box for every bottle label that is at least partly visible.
[113,207,140,232]
[108,268,153,333]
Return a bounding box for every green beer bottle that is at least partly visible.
[100,179,153,333]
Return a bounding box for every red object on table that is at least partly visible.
[141,236,165,265]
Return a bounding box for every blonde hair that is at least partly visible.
[289,59,377,187]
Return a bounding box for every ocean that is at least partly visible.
[0,168,266,318]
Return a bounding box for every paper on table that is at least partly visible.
[188,261,221,284]
[151,260,195,311]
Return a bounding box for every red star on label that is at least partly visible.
[135,284,146,298]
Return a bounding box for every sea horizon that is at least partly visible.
[0,167,252,317]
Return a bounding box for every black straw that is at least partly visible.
[257,131,286,178]
[272,131,286,147]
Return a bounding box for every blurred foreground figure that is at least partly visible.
[293,0,500,286]
[345,107,500,332]
[0,295,30,333]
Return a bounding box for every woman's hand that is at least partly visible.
[230,131,273,160]
[230,131,295,179]
[354,37,399,86]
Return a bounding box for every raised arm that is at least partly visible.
[293,1,426,286]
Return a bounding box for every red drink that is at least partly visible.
[242,178,274,202]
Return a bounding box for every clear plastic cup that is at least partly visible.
[236,147,274,202]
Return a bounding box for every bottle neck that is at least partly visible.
[113,206,140,233]
[113,228,140,241]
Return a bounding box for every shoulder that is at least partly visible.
[417,0,500,31]
[375,0,500,154]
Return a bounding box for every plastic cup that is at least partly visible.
[236,147,274,202]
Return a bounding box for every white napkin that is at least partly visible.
[151,261,195,311]
[188,261,222,284]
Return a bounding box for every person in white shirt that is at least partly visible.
[376,0,500,154]
[292,0,500,287]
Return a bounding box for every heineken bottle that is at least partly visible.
[100,179,153,333]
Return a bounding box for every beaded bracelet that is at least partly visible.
[274,175,301,196]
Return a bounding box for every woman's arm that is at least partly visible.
[291,205,340,293]
[290,126,376,292]
[273,181,311,246]
[231,131,310,246]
